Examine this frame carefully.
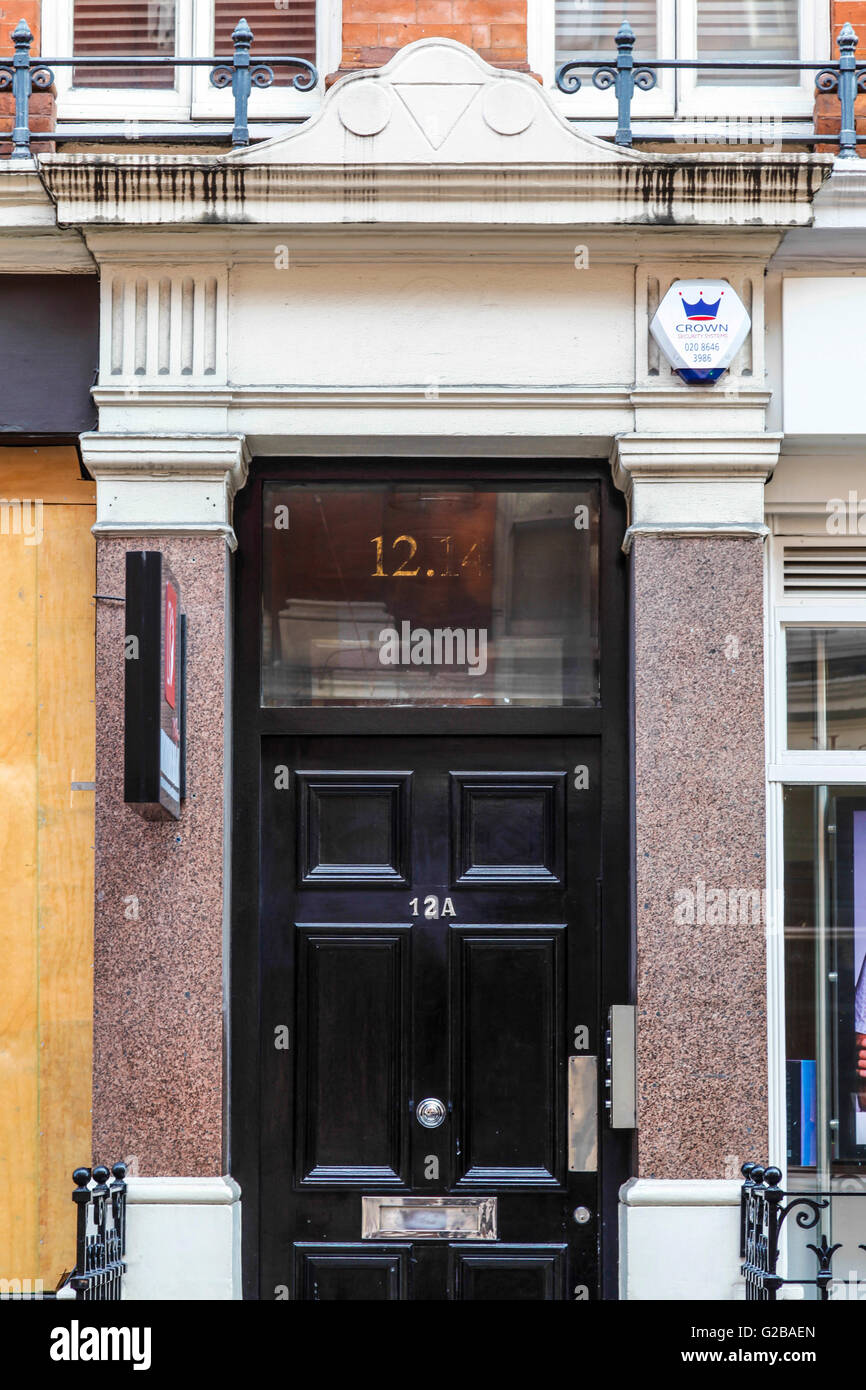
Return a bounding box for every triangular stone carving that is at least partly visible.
[393,83,481,151]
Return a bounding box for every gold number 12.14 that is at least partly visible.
[371,534,480,579]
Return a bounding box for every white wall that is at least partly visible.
[227,262,635,389]
[783,277,866,435]
[620,1180,745,1300]
[122,1178,242,1301]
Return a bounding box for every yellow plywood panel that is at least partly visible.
[0,480,95,1289]
[0,528,39,1281]
[36,505,95,1286]
[0,447,95,504]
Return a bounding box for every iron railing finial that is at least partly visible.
[11,18,34,159]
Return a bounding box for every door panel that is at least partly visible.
[260,735,600,1299]
[451,773,565,884]
[297,772,412,883]
[295,929,410,1186]
[451,928,565,1186]
[294,1244,411,1300]
[449,1246,568,1301]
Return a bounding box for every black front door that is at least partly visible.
[260,734,600,1300]
[232,463,629,1301]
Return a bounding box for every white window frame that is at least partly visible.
[530,0,830,126]
[42,0,340,124]
[766,530,866,1177]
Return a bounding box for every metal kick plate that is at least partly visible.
[362,1196,498,1241]
[568,1055,598,1172]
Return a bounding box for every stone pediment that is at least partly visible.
[226,38,633,166]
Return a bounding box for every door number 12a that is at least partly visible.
[410,895,456,919]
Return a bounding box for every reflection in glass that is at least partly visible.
[784,784,866,1289]
[784,786,866,1170]
[786,629,866,751]
[262,485,599,707]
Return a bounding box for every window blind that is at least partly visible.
[554,0,659,67]
[72,0,177,89]
[214,1,317,86]
[696,0,800,86]
[554,0,800,85]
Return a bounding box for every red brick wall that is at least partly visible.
[337,0,529,75]
[0,1,55,154]
[0,1,41,53]
[815,3,865,153]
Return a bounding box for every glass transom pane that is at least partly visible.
[262,484,600,707]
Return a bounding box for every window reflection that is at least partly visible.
[784,784,866,1290]
[786,629,866,751]
[262,485,599,707]
[784,785,866,1177]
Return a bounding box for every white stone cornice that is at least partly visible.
[35,41,830,232]
[80,432,250,549]
[36,153,831,231]
[92,384,634,411]
[620,1178,743,1207]
[611,431,782,531]
[628,388,773,411]
[79,226,787,267]
[0,162,95,271]
[125,1176,241,1205]
[611,432,782,487]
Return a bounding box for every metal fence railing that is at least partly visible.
[0,1164,127,1301]
[0,16,318,158]
[557,21,866,155]
[739,1162,866,1301]
[1,16,862,161]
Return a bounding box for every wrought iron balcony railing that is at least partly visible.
[1,15,862,161]
[0,16,318,159]
[557,20,866,156]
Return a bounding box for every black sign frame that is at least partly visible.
[124,550,186,819]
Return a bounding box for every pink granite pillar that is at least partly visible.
[93,535,228,1176]
[632,533,767,1179]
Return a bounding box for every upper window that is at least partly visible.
[535,0,828,122]
[45,1,332,122]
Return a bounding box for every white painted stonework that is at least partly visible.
[122,1178,242,1301]
[620,1180,745,1301]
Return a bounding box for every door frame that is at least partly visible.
[231,456,632,1299]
